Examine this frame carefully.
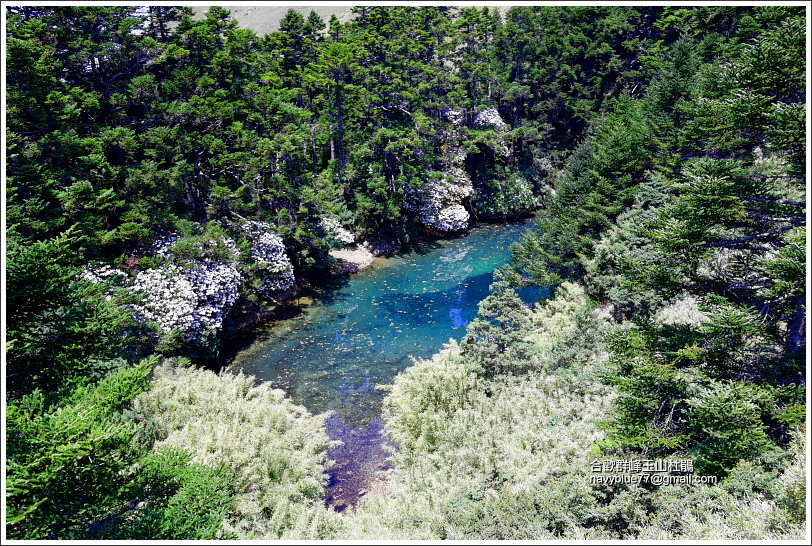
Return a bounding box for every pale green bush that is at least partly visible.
[336,280,807,541]
[341,365,616,539]
[526,281,585,354]
[770,426,806,530]
[654,294,709,327]
[127,284,804,541]
[333,284,616,539]
[133,361,341,539]
[383,339,481,457]
[639,481,806,540]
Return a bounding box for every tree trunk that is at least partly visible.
[336,83,345,169]
[327,110,336,162]
[785,294,805,357]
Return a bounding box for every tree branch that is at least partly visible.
[705,225,796,248]
[746,213,806,223]
[746,174,806,179]
[747,197,805,207]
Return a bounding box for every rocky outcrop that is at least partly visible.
[409,170,474,232]
[473,107,511,159]
[473,108,509,132]
[83,221,296,352]
[405,110,483,233]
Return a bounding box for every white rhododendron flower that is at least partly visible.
[242,221,296,294]
[320,216,355,246]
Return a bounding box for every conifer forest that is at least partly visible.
[4,3,808,541]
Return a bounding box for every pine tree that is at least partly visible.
[6,231,136,396]
[461,286,537,378]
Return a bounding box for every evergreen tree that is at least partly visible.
[6,358,156,539]
[6,231,136,396]
[461,286,537,378]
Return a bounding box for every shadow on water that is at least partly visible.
[216,275,357,364]
[217,218,539,510]
[322,414,393,512]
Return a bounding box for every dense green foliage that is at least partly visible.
[7,5,728,258]
[335,284,805,540]
[5,4,806,540]
[507,3,805,478]
[6,358,155,538]
[5,358,332,540]
[6,230,137,396]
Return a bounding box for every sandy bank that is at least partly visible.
[328,243,377,276]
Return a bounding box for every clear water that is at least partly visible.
[225,218,539,426]
[221,218,540,508]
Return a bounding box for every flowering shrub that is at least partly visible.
[80,264,126,284]
[320,216,356,247]
[408,171,474,232]
[435,205,471,232]
[142,235,243,338]
[240,221,295,295]
[472,108,511,159]
[82,236,241,355]
[445,109,465,126]
[473,108,509,132]
[130,265,198,335]
[81,221,297,356]
[183,263,242,332]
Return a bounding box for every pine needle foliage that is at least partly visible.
[6,357,156,539]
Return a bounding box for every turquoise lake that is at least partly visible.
[220,218,540,508]
[224,218,539,424]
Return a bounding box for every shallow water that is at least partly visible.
[221,218,541,507]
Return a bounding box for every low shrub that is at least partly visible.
[132,361,339,539]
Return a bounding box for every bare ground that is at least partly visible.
[329,244,376,276]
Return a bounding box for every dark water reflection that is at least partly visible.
[219,218,541,506]
[322,414,392,512]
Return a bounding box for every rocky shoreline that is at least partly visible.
[219,214,538,341]
[218,238,394,341]
[99,105,538,357]
[97,213,533,362]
